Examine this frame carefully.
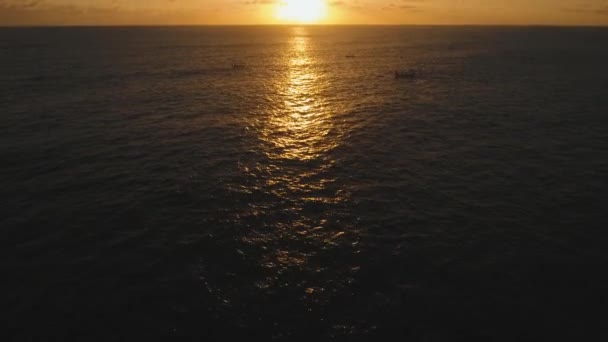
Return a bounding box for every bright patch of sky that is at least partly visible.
[1,0,607,25]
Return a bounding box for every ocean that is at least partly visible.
[1,26,608,340]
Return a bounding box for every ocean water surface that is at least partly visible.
[1,26,608,340]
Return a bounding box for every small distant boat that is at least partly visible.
[345,55,356,58]
[394,70,417,79]
[232,63,246,70]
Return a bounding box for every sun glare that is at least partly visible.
[276,0,327,23]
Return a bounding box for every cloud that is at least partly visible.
[243,0,275,4]
[563,4,608,16]
[0,0,212,25]
[381,0,425,12]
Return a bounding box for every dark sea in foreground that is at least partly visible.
[1,26,608,340]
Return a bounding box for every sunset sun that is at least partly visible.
[276,0,327,23]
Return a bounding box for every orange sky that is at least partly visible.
[0,0,607,26]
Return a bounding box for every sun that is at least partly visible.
[276,0,327,23]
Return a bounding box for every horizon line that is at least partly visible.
[2,23,608,28]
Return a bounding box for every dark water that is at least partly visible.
[1,26,608,340]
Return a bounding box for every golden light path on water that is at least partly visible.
[262,37,336,160]
[240,27,357,297]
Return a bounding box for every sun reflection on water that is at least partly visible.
[237,27,357,296]
[258,31,338,162]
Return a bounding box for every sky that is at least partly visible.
[1,0,608,26]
